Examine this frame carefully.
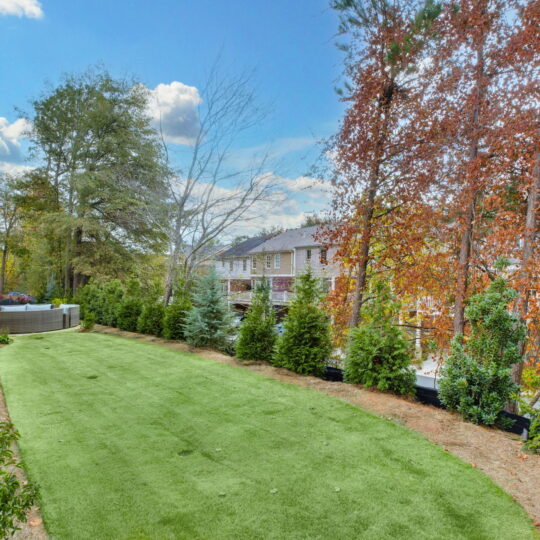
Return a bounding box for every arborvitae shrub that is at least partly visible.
[273,267,332,376]
[80,312,96,332]
[116,297,143,332]
[100,280,124,327]
[74,280,123,325]
[74,282,105,321]
[137,302,165,336]
[183,268,234,352]
[439,278,525,426]
[344,281,415,395]
[236,279,276,362]
[163,296,192,340]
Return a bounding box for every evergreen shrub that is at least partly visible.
[344,281,415,395]
[117,297,143,332]
[439,278,525,426]
[236,279,276,362]
[273,267,332,376]
[163,296,192,340]
[183,269,234,352]
[137,302,165,336]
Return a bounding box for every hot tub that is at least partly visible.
[0,305,80,334]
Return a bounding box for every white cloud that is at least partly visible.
[173,171,330,241]
[0,0,43,18]
[260,174,332,209]
[231,211,308,238]
[0,162,34,174]
[275,174,331,195]
[0,117,31,164]
[146,81,202,145]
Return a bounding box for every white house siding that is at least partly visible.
[215,257,251,280]
[294,246,339,279]
[215,260,229,278]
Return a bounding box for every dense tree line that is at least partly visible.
[325,0,540,387]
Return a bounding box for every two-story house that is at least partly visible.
[215,234,274,302]
[216,225,339,308]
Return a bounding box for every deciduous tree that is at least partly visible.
[0,175,22,293]
[26,69,168,295]
[161,67,281,305]
[326,0,441,330]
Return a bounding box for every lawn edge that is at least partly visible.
[89,325,540,534]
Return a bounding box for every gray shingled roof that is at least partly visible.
[217,235,274,259]
[249,225,322,253]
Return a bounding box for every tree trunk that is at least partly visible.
[453,197,476,335]
[348,81,393,329]
[64,262,73,297]
[453,36,485,336]
[349,185,377,328]
[63,226,73,296]
[0,246,7,293]
[163,241,182,306]
[71,227,84,296]
[512,136,540,385]
[73,273,87,295]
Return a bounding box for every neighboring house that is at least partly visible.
[216,226,339,307]
[215,234,274,301]
[182,243,229,276]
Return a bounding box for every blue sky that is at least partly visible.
[0,0,345,229]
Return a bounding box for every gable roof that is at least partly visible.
[249,225,323,253]
[217,234,274,259]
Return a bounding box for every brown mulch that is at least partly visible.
[94,325,540,528]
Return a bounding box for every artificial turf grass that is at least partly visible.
[0,331,536,540]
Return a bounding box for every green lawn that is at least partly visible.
[0,331,535,539]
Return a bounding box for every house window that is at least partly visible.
[306,249,312,261]
[243,259,247,272]
[274,253,281,269]
[221,260,225,267]
[229,260,233,271]
[319,249,327,265]
[266,254,272,269]
[252,257,257,269]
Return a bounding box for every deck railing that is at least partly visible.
[226,290,291,304]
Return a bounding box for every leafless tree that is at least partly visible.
[159,67,282,304]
